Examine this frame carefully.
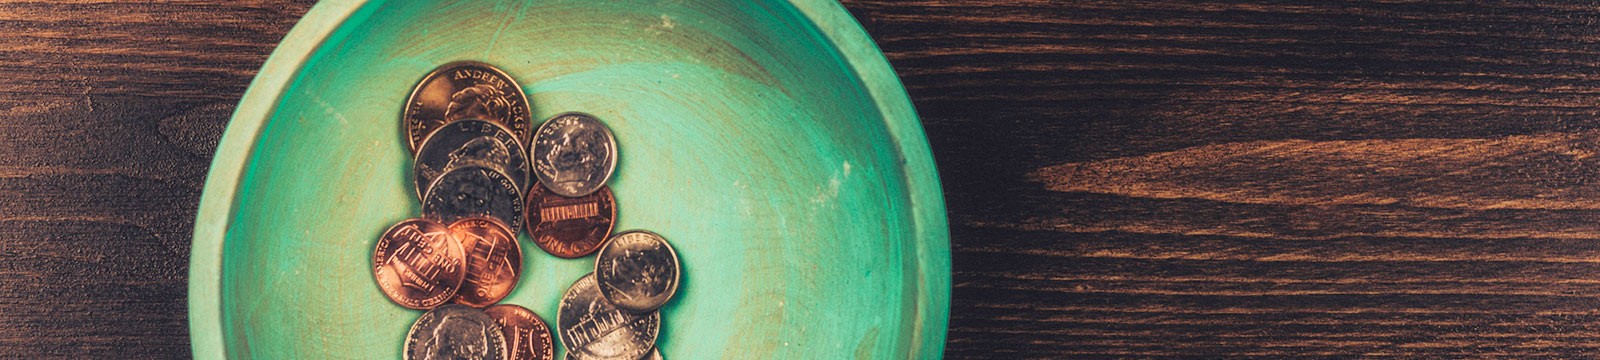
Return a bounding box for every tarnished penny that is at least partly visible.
[373,218,467,310]
[486,304,555,360]
[595,230,680,312]
[448,217,523,308]
[423,165,524,229]
[405,304,507,360]
[532,113,617,197]
[558,274,658,360]
[525,184,616,258]
[404,61,531,153]
[414,119,531,200]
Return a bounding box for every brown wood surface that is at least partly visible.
[3,0,1598,358]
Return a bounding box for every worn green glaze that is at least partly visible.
[189,0,948,358]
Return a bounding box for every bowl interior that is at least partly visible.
[207,0,946,358]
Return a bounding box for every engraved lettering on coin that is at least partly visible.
[373,218,467,310]
[532,113,617,197]
[525,185,616,258]
[449,217,523,308]
[405,61,531,153]
[557,274,658,360]
[486,304,555,360]
[414,119,530,200]
[423,165,524,229]
[405,304,507,360]
[594,230,680,312]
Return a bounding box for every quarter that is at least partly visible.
[414,119,531,200]
[557,274,658,360]
[423,165,524,229]
[448,217,523,308]
[404,61,531,153]
[373,218,467,310]
[524,184,616,258]
[405,304,507,360]
[531,112,617,197]
[485,304,555,360]
[594,230,680,312]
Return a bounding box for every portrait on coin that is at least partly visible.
[423,319,493,360]
[444,84,513,125]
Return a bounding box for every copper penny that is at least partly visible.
[404,61,531,153]
[373,218,467,310]
[448,217,523,308]
[486,304,555,360]
[524,184,616,258]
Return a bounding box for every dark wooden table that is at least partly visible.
[7,0,1600,358]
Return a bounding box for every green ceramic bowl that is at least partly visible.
[188,0,949,358]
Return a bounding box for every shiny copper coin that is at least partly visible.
[373,218,467,310]
[404,61,532,153]
[448,217,523,307]
[524,184,616,258]
[486,304,555,360]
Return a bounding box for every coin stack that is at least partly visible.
[374,61,548,360]
[372,61,684,360]
[558,230,680,360]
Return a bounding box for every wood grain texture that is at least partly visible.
[0,1,314,358]
[4,0,1599,358]
[838,0,1600,358]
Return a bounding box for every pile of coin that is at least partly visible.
[370,61,682,360]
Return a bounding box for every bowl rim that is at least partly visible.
[187,0,951,358]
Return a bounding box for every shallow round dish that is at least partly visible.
[189,0,949,358]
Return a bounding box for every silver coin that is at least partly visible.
[557,273,658,360]
[594,230,680,312]
[647,349,662,360]
[423,165,524,229]
[414,119,530,201]
[532,113,617,197]
[405,304,508,360]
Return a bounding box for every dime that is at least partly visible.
[423,165,524,229]
[414,119,531,200]
[404,61,531,153]
[485,304,555,360]
[557,274,659,360]
[646,349,662,360]
[405,304,508,360]
[373,218,467,310]
[449,217,524,308]
[532,113,617,197]
[525,184,616,258]
[594,230,680,312]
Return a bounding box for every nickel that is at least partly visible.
[558,274,658,360]
[423,165,524,229]
[405,304,507,360]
